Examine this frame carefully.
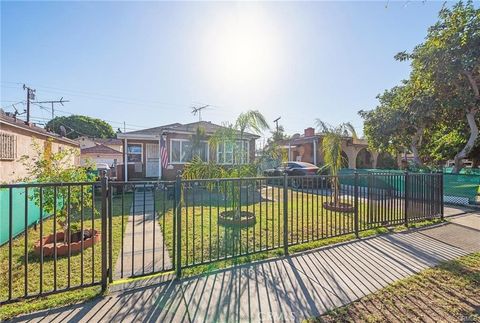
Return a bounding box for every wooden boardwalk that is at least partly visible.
[11,212,479,323]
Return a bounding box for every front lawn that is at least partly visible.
[0,193,130,320]
[155,185,408,271]
[313,252,480,322]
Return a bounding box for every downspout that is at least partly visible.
[313,138,317,165]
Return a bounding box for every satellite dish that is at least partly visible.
[59,125,67,137]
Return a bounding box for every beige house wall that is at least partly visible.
[0,124,79,183]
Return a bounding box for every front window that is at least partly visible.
[217,140,249,164]
[170,139,209,163]
[127,144,142,163]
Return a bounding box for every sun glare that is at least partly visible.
[200,6,283,92]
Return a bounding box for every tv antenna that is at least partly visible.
[191,105,209,122]
[34,97,70,119]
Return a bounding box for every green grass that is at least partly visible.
[0,193,130,321]
[154,186,434,276]
[312,252,480,322]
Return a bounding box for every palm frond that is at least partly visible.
[342,122,358,139]
[315,119,332,133]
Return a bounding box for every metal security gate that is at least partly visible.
[108,180,175,281]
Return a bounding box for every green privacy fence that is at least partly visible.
[443,173,480,205]
[339,168,480,206]
[0,187,64,245]
[339,168,405,192]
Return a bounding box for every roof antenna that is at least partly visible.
[191,105,209,122]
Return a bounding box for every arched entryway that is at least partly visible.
[376,152,398,169]
[356,148,373,169]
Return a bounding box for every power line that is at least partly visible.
[1,81,189,110]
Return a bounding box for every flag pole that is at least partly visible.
[158,136,162,180]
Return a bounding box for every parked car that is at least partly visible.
[263,162,323,188]
[264,161,319,176]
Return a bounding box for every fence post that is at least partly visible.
[100,171,108,291]
[404,171,409,227]
[354,172,359,238]
[107,180,113,283]
[283,172,289,255]
[440,172,444,220]
[175,171,182,278]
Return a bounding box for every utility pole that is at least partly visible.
[191,105,209,122]
[23,84,36,124]
[273,117,281,134]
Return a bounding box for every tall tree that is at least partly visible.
[360,79,439,167]
[46,115,115,139]
[396,1,480,172]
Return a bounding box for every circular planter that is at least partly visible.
[323,201,354,213]
[218,210,256,227]
[34,229,101,257]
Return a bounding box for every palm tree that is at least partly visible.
[210,110,270,216]
[190,125,207,159]
[315,119,357,206]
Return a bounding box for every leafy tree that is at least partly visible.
[396,1,480,172]
[360,79,439,167]
[46,115,115,139]
[19,140,96,239]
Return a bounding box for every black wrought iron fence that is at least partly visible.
[0,172,443,305]
[174,172,443,275]
[0,181,105,305]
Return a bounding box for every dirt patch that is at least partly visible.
[313,253,480,322]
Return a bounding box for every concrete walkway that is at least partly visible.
[114,187,172,279]
[11,212,480,323]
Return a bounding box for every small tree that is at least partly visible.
[19,140,96,240]
[315,120,356,206]
[209,110,270,217]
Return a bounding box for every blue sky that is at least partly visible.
[1,1,449,143]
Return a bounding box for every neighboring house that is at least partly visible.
[0,110,80,183]
[278,127,400,169]
[80,144,123,167]
[76,136,123,167]
[117,121,258,181]
[76,136,123,152]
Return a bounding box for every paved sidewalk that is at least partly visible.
[114,187,172,279]
[11,213,479,323]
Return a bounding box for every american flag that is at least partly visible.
[160,137,169,169]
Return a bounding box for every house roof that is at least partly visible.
[118,121,260,140]
[77,136,123,146]
[81,144,122,155]
[277,133,362,146]
[0,109,79,146]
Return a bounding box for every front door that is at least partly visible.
[146,143,159,177]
